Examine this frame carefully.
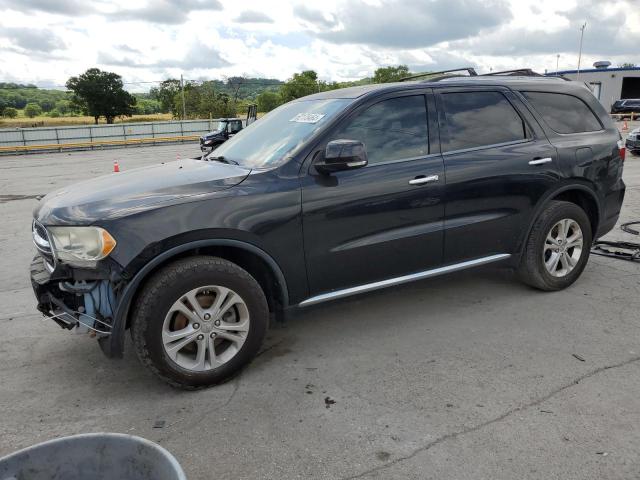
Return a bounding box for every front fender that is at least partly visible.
[99,239,289,358]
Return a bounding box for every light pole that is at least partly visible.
[556,54,560,76]
[577,22,586,80]
[180,74,186,120]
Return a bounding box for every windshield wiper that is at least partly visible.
[207,155,239,165]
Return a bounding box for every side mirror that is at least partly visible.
[315,139,368,174]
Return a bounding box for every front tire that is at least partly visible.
[518,201,592,291]
[131,256,269,389]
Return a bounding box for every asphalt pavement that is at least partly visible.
[0,142,639,479]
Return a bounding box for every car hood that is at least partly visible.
[202,130,223,139]
[34,158,251,225]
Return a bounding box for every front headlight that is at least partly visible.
[48,226,116,267]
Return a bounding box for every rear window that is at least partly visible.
[441,91,528,152]
[521,91,602,134]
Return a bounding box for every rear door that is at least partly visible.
[435,87,559,264]
[518,90,623,231]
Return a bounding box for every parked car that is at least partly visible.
[199,118,244,153]
[611,98,640,117]
[30,74,625,388]
[626,127,640,155]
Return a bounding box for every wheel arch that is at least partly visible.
[100,239,289,358]
[515,183,601,263]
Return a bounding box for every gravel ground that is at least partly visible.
[0,140,639,480]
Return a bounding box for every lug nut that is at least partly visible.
[193,323,200,329]
[214,320,221,326]
[210,332,217,338]
[197,334,204,340]
[203,313,211,320]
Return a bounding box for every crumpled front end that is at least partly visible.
[30,220,122,348]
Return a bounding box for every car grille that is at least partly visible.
[32,220,56,272]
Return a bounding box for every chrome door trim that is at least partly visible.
[298,253,511,307]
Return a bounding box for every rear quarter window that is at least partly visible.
[521,91,602,134]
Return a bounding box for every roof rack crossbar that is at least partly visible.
[399,67,478,82]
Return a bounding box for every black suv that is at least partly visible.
[611,99,640,117]
[199,118,244,153]
[30,75,626,388]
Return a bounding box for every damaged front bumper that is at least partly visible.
[30,254,123,355]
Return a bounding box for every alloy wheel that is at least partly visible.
[543,218,584,278]
[161,285,250,371]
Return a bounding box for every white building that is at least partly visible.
[547,61,640,112]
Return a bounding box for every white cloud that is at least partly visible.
[0,0,639,90]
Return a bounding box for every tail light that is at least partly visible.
[618,139,626,162]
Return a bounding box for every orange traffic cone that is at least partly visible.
[113,160,120,172]
[623,120,629,131]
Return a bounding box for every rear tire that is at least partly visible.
[518,201,592,291]
[131,256,269,389]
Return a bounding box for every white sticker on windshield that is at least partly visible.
[289,113,325,124]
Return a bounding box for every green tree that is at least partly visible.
[54,99,73,115]
[24,103,43,118]
[134,98,162,115]
[38,100,55,112]
[150,79,182,115]
[256,90,282,112]
[2,107,18,118]
[66,68,137,124]
[373,65,410,83]
[49,109,61,118]
[173,82,237,119]
[280,70,319,102]
[3,92,27,109]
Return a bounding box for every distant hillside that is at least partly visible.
[0,83,70,112]
[0,78,283,116]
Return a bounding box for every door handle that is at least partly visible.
[409,174,439,185]
[529,157,553,165]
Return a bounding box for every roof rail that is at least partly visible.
[399,67,477,82]
[481,68,542,77]
[482,68,572,81]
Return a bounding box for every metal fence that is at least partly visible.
[0,119,227,155]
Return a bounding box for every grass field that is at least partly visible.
[0,113,174,128]
[0,111,265,129]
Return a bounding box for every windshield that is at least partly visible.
[208,98,351,168]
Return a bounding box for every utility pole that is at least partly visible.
[180,74,186,120]
[577,22,586,80]
[556,54,560,76]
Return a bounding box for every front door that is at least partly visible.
[301,92,445,296]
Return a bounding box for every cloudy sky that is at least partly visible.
[0,0,639,91]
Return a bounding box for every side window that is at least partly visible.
[229,121,242,133]
[521,91,602,134]
[329,95,428,165]
[441,91,528,152]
